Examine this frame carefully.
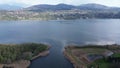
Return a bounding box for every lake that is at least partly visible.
[0,19,120,68]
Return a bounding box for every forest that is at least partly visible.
[0,43,48,64]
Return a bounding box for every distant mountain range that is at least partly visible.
[0,3,120,20]
[0,3,120,11]
[0,4,23,10]
[25,3,120,11]
[77,3,108,10]
[25,4,75,11]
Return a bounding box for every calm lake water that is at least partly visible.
[0,19,120,68]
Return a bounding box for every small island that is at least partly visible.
[0,43,50,68]
[64,44,120,68]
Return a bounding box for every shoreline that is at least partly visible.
[63,48,81,68]
[63,51,76,68]
[63,50,86,68]
[63,46,85,68]
[0,45,51,68]
[31,45,51,60]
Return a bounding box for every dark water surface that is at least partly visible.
[0,19,120,68]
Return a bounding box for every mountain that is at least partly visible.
[0,3,120,11]
[26,3,75,11]
[0,4,23,10]
[77,3,109,10]
[77,3,120,11]
[25,3,120,11]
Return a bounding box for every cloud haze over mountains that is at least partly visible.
[0,0,120,7]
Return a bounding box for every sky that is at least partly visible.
[0,0,120,7]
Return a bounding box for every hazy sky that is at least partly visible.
[0,0,120,7]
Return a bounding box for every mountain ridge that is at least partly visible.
[25,3,120,11]
[0,3,120,11]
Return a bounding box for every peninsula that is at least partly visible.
[0,43,50,68]
[64,44,120,68]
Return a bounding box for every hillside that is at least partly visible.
[25,4,75,11]
[25,3,120,11]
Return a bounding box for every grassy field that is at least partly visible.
[112,53,120,57]
[89,59,109,68]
